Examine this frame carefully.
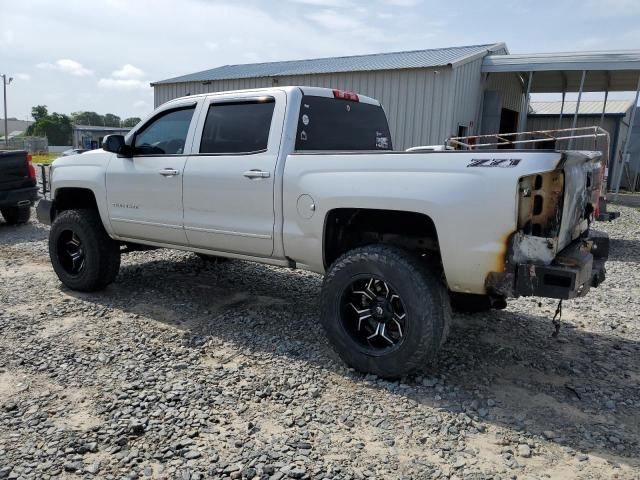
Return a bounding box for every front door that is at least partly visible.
[106,103,198,245]
[182,93,284,256]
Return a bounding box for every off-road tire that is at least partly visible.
[49,209,120,292]
[320,244,451,378]
[1,206,31,225]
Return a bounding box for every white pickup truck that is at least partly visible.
[37,86,609,377]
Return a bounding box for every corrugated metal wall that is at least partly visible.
[153,59,490,150]
[485,72,523,112]
[528,114,620,159]
[450,59,484,136]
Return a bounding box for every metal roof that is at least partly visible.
[482,50,640,72]
[530,100,634,116]
[152,43,505,85]
[482,50,640,92]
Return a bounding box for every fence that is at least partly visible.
[0,136,49,153]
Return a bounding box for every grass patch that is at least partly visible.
[31,153,59,164]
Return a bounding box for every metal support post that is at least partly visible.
[568,70,586,150]
[613,73,640,194]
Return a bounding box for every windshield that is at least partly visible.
[295,95,392,151]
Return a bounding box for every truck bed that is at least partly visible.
[0,150,36,192]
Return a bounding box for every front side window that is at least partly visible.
[133,107,195,155]
[199,99,275,154]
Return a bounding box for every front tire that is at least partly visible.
[320,245,451,378]
[49,209,120,292]
[1,206,31,225]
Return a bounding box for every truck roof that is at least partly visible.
[161,86,381,107]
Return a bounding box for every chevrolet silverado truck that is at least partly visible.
[0,150,38,224]
[37,86,609,377]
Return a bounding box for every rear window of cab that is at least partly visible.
[295,95,393,151]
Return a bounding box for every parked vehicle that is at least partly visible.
[61,148,90,157]
[37,86,609,377]
[0,150,38,224]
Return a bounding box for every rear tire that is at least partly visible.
[49,209,120,292]
[1,206,31,225]
[320,244,451,378]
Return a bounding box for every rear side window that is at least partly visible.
[295,95,392,151]
[200,99,275,154]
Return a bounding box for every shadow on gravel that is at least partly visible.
[608,238,640,263]
[68,253,639,466]
[0,218,49,247]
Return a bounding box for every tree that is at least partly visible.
[122,117,141,128]
[71,111,104,126]
[103,113,122,127]
[28,110,72,145]
[31,105,48,122]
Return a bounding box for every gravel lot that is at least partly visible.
[1,205,639,480]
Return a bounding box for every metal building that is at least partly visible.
[152,45,640,191]
[481,50,640,192]
[151,43,519,150]
[528,100,633,158]
[72,125,131,150]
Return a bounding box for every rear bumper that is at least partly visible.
[0,186,39,208]
[513,230,608,300]
[36,199,53,225]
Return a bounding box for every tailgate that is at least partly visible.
[0,150,35,190]
[557,150,602,250]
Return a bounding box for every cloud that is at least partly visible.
[0,29,15,47]
[98,78,149,90]
[15,73,31,81]
[36,59,93,76]
[133,100,149,109]
[289,0,348,6]
[585,0,640,16]
[112,64,144,79]
[205,41,219,51]
[305,9,363,30]
[383,0,421,6]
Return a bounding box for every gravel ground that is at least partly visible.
[0,205,639,480]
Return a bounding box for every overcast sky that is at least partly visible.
[1,0,639,120]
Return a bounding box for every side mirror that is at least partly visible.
[102,134,132,157]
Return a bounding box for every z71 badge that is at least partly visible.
[467,158,521,168]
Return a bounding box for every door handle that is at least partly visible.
[243,169,270,179]
[159,168,180,177]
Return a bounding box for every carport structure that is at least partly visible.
[481,50,640,193]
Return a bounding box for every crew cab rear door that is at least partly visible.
[182,91,285,257]
[106,100,199,245]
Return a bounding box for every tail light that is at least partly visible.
[517,171,564,237]
[333,89,359,102]
[26,154,36,179]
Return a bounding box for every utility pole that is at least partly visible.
[2,74,13,148]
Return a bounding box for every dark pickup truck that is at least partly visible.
[0,150,38,224]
